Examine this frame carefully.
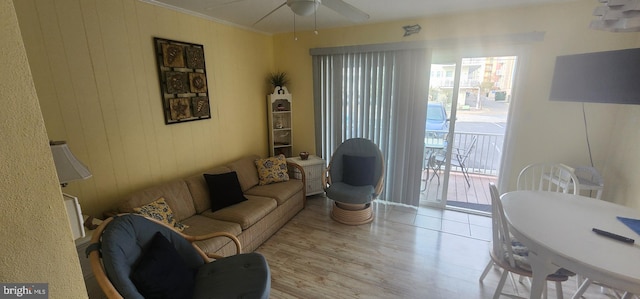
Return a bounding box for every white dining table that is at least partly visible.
[501,191,640,299]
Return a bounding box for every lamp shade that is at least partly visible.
[287,0,320,16]
[50,141,92,185]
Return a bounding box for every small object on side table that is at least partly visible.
[84,216,99,230]
[299,152,309,160]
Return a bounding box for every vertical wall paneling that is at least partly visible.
[77,0,123,210]
[55,0,100,202]
[15,0,274,216]
[123,0,163,185]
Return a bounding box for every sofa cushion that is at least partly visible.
[204,172,248,212]
[181,215,242,237]
[133,197,189,232]
[325,181,375,205]
[131,232,196,299]
[201,198,277,230]
[185,166,231,214]
[180,215,243,254]
[244,180,303,206]
[255,155,289,185]
[227,155,260,192]
[118,179,196,222]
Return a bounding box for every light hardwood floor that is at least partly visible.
[256,195,630,299]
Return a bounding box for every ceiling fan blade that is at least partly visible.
[321,0,369,23]
[253,2,287,26]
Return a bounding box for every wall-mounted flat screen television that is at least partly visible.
[549,48,640,105]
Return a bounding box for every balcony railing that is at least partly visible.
[431,79,481,88]
[426,131,503,177]
[451,131,503,176]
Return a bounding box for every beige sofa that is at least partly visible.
[115,155,305,256]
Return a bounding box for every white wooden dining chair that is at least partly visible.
[517,164,630,298]
[480,182,571,299]
[516,163,580,194]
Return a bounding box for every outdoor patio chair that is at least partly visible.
[431,136,477,187]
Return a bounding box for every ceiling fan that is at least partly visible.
[253,0,370,26]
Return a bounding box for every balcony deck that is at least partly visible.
[420,170,497,213]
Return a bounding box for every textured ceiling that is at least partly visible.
[140,0,578,34]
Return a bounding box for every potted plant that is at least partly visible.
[268,71,289,88]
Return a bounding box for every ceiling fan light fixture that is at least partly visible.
[287,0,320,16]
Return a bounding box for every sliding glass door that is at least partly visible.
[422,52,518,211]
[421,59,461,209]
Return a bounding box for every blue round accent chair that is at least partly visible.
[86,214,270,299]
[324,138,385,225]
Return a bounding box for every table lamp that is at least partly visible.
[50,141,92,240]
[50,141,92,186]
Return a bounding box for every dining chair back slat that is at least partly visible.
[517,163,580,195]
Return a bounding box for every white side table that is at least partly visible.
[76,216,106,299]
[287,155,326,196]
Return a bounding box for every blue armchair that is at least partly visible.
[86,214,270,299]
[323,138,385,225]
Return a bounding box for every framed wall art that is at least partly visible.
[153,37,211,124]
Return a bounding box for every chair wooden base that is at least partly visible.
[330,202,373,225]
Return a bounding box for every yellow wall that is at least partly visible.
[14,0,274,216]
[1,0,86,297]
[273,0,640,207]
[7,0,640,294]
[12,0,640,217]
[605,106,640,209]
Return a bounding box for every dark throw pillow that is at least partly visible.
[342,154,376,186]
[131,232,196,299]
[204,171,248,212]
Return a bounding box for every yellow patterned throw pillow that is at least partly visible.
[133,197,188,232]
[255,154,290,185]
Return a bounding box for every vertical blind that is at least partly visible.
[312,49,431,206]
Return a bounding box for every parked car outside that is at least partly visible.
[426,102,449,137]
